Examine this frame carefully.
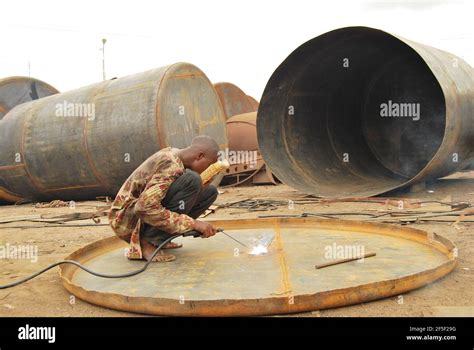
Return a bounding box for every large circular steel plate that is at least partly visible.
[60,218,456,316]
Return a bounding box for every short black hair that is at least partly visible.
[191,135,220,157]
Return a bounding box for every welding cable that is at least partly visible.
[0,233,181,290]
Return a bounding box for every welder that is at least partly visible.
[109,135,220,262]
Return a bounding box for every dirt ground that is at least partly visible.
[0,171,473,317]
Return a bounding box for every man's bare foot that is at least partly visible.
[140,238,176,262]
[163,242,183,249]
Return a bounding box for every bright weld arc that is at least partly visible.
[249,244,268,255]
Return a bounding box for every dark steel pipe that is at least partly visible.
[257,26,474,198]
[0,63,227,202]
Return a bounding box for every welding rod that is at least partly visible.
[184,227,249,249]
[315,252,376,269]
[219,229,249,249]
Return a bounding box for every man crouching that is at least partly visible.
[109,135,219,262]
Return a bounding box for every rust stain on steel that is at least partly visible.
[0,63,227,202]
[247,95,259,110]
[0,164,26,171]
[60,217,456,316]
[274,221,292,297]
[226,112,259,151]
[0,187,22,203]
[257,26,474,198]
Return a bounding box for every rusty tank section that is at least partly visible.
[224,111,277,186]
[257,26,474,198]
[247,95,259,110]
[214,82,257,119]
[213,83,274,185]
[0,63,227,202]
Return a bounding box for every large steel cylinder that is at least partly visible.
[0,76,59,203]
[0,63,227,202]
[257,26,474,198]
[214,82,257,119]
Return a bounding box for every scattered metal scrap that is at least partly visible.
[257,204,474,224]
[218,198,325,212]
[0,206,110,225]
[35,200,70,208]
[218,196,471,213]
[0,223,109,230]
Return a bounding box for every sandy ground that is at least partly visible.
[0,171,473,317]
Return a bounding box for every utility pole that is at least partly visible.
[28,60,31,77]
[101,38,107,80]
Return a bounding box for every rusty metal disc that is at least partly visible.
[60,217,456,316]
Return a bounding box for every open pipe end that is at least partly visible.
[258,26,449,198]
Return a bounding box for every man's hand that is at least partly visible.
[194,220,217,238]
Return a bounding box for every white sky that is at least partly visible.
[1,0,472,99]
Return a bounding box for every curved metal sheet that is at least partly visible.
[0,187,22,203]
[0,76,58,120]
[247,95,259,110]
[226,111,258,151]
[214,82,256,119]
[0,63,227,202]
[60,217,456,316]
[0,76,59,203]
[257,26,474,198]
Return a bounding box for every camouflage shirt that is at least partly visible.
[108,147,195,259]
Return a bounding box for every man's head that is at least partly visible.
[178,135,220,174]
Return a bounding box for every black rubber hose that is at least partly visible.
[0,233,182,290]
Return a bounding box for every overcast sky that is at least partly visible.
[1,0,472,99]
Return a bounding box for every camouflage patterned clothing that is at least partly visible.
[108,147,195,259]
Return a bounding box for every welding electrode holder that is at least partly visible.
[182,228,224,238]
